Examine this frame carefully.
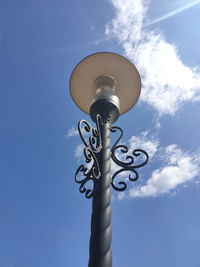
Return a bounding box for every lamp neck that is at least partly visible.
[90,96,120,124]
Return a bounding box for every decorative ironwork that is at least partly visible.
[110,126,149,192]
[75,115,103,198]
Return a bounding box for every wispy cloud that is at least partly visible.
[73,129,200,198]
[145,0,200,27]
[74,144,84,160]
[106,0,200,115]
[128,131,158,158]
[112,132,200,199]
[54,38,106,54]
[66,126,78,138]
[130,144,200,198]
[110,131,158,200]
[111,130,158,178]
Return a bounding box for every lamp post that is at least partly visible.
[69,52,149,267]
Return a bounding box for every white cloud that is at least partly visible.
[130,144,200,198]
[110,131,200,198]
[74,131,200,198]
[105,0,148,43]
[128,131,158,158]
[110,131,158,200]
[74,144,84,160]
[106,0,200,115]
[118,191,126,200]
[111,131,158,177]
[66,126,78,138]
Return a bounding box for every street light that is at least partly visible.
[70,52,149,267]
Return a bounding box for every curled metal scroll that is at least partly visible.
[75,115,103,198]
[110,126,149,192]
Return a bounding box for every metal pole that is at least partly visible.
[75,98,149,267]
[89,120,112,267]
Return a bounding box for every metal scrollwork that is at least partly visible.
[75,115,103,198]
[110,126,149,192]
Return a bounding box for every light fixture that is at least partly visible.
[69,52,149,267]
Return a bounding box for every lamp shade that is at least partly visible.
[69,52,141,115]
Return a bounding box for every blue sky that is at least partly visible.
[0,0,200,266]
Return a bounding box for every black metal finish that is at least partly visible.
[75,115,103,198]
[89,121,112,267]
[110,126,149,191]
[90,98,119,124]
[75,100,149,267]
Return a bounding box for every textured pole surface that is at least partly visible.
[88,121,112,267]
